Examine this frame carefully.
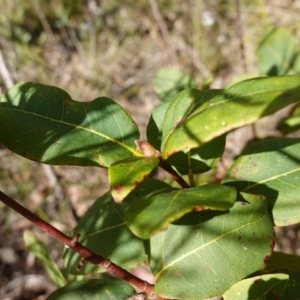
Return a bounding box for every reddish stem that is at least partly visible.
[159,161,190,188]
[0,190,154,294]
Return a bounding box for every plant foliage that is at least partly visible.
[0,23,300,300]
[1,74,300,299]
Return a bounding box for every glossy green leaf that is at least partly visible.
[161,88,225,173]
[161,89,222,146]
[24,230,66,287]
[0,82,140,167]
[126,184,237,239]
[150,193,274,300]
[161,76,300,159]
[256,27,300,76]
[223,273,289,300]
[152,68,196,102]
[64,179,170,274]
[224,137,300,226]
[146,101,171,150]
[46,279,135,300]
[109,157,159,203]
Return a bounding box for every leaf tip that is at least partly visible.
[111,185,124,203]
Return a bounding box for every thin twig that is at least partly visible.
[189,0,212,82]
[0,190,155,294]
[0,50,14,89]
[29,0,56,44]
[149,0,178,66]
[235,0,247,73]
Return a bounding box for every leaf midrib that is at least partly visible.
[0,106,140,156]
[155,216,264,279]
[243,166,300,191]
[81,222,125,241]
[163,84,298,145]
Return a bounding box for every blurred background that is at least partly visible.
[1,0,300,299]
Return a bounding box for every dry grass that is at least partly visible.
[1,1,300,299]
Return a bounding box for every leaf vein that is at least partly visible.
[156,217,263,278]
[82,223,125,240]
[0,106,139,155]
[243,167,300,191]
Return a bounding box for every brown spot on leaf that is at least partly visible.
[112,185,123,194]
[64,98,72,105]
[270,236,276,250]
[232,168,238,174]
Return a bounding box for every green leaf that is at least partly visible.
[126,184,237,239]
[261,252,300,300]
[256,27,300,76]
[146,101,171,150]
[224,137,300,226]
[160,88,225,173]
[263,251,300,273]
[0,82,140,167]
[64,179,170,274]
[161,76,300,159]
[223,273,289,300]
[150,192,274,300]
[46,279,135,300]
[166,135,226,175]
[161,89,222,146]
[63,192,146,275]
[152,68,196,102]
[280,271,300,300]
[108,157,159,203]
[24,230,66,287]
[225,73,262,88]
